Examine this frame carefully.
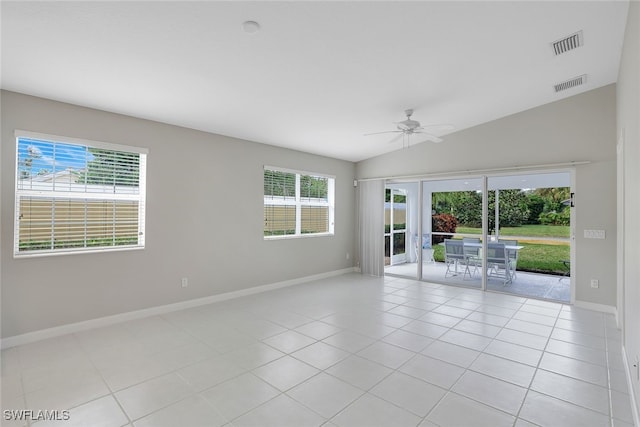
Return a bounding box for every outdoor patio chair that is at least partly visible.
[499,239,519,279]
[444,239,465,277]
[487,242,512,285]
[462,237,481,279]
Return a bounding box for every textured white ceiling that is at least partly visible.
[1,1,629,162]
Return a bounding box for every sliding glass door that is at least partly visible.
[383,172,572,303]
[485,173,572,302]
[421,177,485,289]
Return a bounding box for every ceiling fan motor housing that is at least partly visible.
[397,119,421,132]
[364,109,447,143]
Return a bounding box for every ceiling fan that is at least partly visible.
[365,109,454,146]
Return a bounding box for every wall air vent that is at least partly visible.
[552,31,584,55]
[554,75,587,93]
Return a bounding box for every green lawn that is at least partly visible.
[456,224,569,238]
[433,241,570,275]
[515,243,570,274]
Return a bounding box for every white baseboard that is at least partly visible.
[574,300,617,316]
[1,267,357,349]
[622,345,640,427]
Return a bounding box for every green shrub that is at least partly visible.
[538,209,570,226]
[385,223,406,233]
[525,194,545,224]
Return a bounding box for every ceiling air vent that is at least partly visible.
[552,31,584,55]
[554,74,587,93]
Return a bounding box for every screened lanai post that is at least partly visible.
[495,189,500,240]
[357,179,385,276]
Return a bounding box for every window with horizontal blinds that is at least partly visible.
[263,167,334,238]
[14,131,147,257]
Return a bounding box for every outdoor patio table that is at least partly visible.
[454,241,523,282]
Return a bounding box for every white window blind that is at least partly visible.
[14,131,147,257]
[264,167,334,238]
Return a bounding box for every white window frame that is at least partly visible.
[13,130,148,257]
[264,166,335,239]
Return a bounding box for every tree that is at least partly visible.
[535,187,570,212]
[18,144,42,180]
[524,192,545,224]
[75,148,139,186]
[264,170,295,196]
[432,192,454,214]
[264,170,328,199]
[300,175,328,199]
[492,189,530,227]
[432,189,530,231]
[450,191,482,227]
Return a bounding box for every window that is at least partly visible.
[263,167,334,238]
[14,131,147,257]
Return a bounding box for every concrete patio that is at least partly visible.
[385,261,570,303]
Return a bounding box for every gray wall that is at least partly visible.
[0,91,356,338]
[617,0,640,413]
[357,84,617,307]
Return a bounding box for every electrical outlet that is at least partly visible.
[346,252,350,260]
[181,278,188,288]
[590,279,599,288]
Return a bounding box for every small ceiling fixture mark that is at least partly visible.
[552,30,584,56]
[242,21,260,34]
[554,74,587,93]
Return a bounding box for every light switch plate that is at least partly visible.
[584,229,606,239]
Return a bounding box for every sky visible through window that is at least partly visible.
[17,137,94,177]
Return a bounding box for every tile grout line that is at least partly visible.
[510,301,562,425]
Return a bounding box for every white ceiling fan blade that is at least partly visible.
[415,132,443,143]
[364,130,402,136]
[421,123,455,132]
[366,110,454,145]
[387,133,405,144]
[415,124,456,133]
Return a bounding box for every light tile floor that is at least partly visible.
[1,273,635,427]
